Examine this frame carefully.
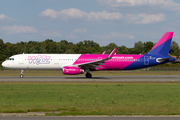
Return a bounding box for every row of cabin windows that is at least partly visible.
[60,59,140,61]
[25,59,76,61]
[77,59,140,61]
[24,58,140,62]
[60,59,76,61]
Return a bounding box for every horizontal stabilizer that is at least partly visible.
[156,57,176,62]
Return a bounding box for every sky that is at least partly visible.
[0,0,180,48]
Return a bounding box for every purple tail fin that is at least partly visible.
[147,32,174,56]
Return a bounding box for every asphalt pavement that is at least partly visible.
[0,75,180,82]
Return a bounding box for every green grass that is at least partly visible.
[0,82,180,115]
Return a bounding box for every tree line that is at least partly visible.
[0,38,180,66]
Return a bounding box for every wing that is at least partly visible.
[74,48,117,70]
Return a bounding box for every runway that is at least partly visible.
[0,75,180,82]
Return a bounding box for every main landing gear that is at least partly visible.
[20,70,24,78]
[85,72,92,78]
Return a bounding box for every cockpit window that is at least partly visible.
[7,58,14,60]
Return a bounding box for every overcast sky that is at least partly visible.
[0,0,180,47]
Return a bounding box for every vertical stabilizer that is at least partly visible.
[147,32,174,56]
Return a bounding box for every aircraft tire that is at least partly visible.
[86,73,92,78]
[20,74,24,78]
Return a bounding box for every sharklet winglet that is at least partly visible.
[108,48,117,58]
[102,51,106,55]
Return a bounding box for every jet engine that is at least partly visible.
[62,66,84,75]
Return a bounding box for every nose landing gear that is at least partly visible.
[20,70,24,78]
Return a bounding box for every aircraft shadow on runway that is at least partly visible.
[64,76,110,79]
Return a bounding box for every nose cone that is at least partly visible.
[2,61,7,68]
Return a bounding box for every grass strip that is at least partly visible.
[0,83,180,115]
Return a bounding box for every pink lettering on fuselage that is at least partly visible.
[28,55,51,65]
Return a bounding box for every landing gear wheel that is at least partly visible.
[20,70,24,78]
[86,73,92,78]
[20,74,24,78]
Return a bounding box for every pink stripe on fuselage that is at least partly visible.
[151,32,173,51]
[73,54,143,70]
[73,54,109,65]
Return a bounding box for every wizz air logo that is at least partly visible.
[28,55,51,65]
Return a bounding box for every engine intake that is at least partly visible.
[62,66,84,75]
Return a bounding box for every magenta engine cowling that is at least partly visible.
[62,66,84,75]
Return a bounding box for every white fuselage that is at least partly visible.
[2,54,81,70]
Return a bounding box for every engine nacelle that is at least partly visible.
[62,66,84,75]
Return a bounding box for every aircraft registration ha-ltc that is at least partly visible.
[2,32,176,78]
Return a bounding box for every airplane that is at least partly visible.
[2,32,176,78]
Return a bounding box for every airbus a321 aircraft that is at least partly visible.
[2,32,176,78]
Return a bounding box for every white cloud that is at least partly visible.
[126,13,166,24]
[39,8,166,24]
[73,28,87,33]
[0,14,7,20]
[98,0,180,12]
[39,8,123,21]
[41,30,62,37]
[87,10,123,20]
[0,25,38,34]
[98,0,172,7]
[0,14,14,22]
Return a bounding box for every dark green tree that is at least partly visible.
[134,41,143,54]
[143,41,154,54]
[170,41,179,55]
[0,39,5,55]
